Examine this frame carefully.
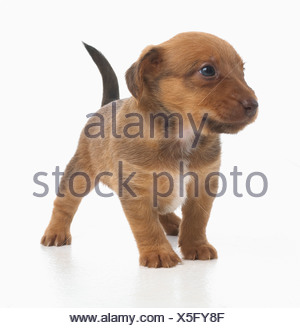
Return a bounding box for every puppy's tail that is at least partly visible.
[82,42,120,107]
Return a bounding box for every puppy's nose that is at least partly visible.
[242,98,258,117]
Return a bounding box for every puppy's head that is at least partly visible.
[126,32,258,134]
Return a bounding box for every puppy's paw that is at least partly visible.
[41,227,72,247]
[180,242,218,260]
[139,247,181,268]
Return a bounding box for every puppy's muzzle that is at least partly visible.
[242,98,258,118]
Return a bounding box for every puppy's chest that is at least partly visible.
[155,163,191,215]
[156,136,195,166]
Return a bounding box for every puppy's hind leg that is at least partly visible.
[159,213,181,236]
[41,153,96,247]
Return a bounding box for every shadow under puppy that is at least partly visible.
[41,32,258,268]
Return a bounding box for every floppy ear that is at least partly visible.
[125,46,163,100]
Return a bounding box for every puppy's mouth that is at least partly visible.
[206,102,258,134]
[206,116,255,134]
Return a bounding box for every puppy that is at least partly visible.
[41,32,258,268]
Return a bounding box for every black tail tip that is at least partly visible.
[82,41,90,49]
[82,41,101,57]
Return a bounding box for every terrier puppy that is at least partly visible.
[41,32,258,268]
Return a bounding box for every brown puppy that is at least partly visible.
[41,32,258,268]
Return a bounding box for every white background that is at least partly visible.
[0,0,299,321]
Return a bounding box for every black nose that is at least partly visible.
[242,98,258,117]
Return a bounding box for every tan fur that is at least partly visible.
[41,32,258,268]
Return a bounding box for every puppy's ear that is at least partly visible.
[126,46,163,100]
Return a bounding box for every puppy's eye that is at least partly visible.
[200,65,216,77]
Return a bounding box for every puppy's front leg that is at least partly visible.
[179,169,219,260]
[121,198,181,268]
